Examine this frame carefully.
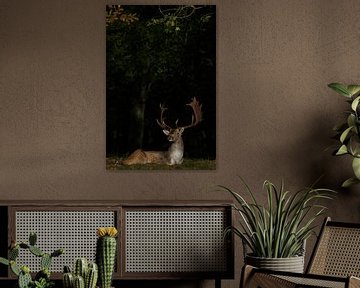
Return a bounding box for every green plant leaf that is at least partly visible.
[347,114,356,127]
[336,144,348,155]
[328,83,351,97]
[349,135,360,156]
[342,177,360,188]
[352,157,360,179]
[351,96,360,111]
[340,126,353,143]
[347,85,360,97]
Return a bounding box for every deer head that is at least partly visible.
[156,97,203,142]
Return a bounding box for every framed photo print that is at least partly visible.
[106,5,216,170]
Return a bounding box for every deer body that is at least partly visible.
[122,98,202,166]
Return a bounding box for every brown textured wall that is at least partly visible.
[1,0,360,287]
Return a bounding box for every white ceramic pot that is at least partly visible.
[245,254,305,273]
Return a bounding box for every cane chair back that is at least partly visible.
[307,217,360,277]
[241,217,360,288]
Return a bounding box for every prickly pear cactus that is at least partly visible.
[0,232,63,288]
[18,266,32,288]
[96,227,118,288]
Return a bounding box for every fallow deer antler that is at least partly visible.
[156,103,172,131]
[156,97,202,130]
[179,97,203,129]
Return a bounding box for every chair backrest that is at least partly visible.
[307,217,360,277]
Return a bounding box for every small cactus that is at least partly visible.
[96,227,118,288]
[74,258,88,279]
[85,262,98,288]
[29,232,37,246]
[0,232,63,288]
[74,275,85,288]
[18,267,32,288]
[63,259,98,288]
[41,253,52,270]
[29,245,44,257]
[9,247,19,260]
[63,272,74,288]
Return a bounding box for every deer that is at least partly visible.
[121,97,202,165]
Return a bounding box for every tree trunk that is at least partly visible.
[127,83,148,152]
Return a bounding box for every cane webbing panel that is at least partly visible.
[15,211,115,272]
[125,210,227,273]
[309,226,360,277]
[277,275,345,288]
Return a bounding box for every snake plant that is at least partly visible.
[220,178,335,258]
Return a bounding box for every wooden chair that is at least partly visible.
[241,217,360,288]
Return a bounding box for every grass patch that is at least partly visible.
[106,156,216,170]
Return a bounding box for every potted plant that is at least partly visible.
[328,82,360,187]
[0,232,64,288]
[219,178,334,273]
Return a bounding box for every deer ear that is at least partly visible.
[163,130,170,135]
[180,128,185,133]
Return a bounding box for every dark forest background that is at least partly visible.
[106,5,216,161]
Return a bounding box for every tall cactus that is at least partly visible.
[96,227,118,288]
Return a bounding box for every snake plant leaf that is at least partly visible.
[340,126,353,143]
[328,83,351,97]
[336,144,348,155]
[352,157,360,180]
[351,96,360,111]
[342,177,360,188]
[347,85,360,97]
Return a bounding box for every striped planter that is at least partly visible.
[245,254,305,273]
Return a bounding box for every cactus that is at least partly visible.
[63,272,74,288]
[29,232,37,246]
[74,258,88,279]
[0,232,63,288]
[29,245,44,257]
[85,262,98,288]
[41,253,52,270]
[73,275,85,288]
[18,269,32,288]
[96,227,118,288]
[63,259,98,288]
[9,246,19,260]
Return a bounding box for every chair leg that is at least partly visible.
[240,265,296,288]
[240,265,255,288]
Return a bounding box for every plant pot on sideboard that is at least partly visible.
[245,254,305,273]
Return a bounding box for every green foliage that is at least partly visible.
[328,82,360,187]
[32,278,54,288]
[219,178,335,258]
[0,232,63,288]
